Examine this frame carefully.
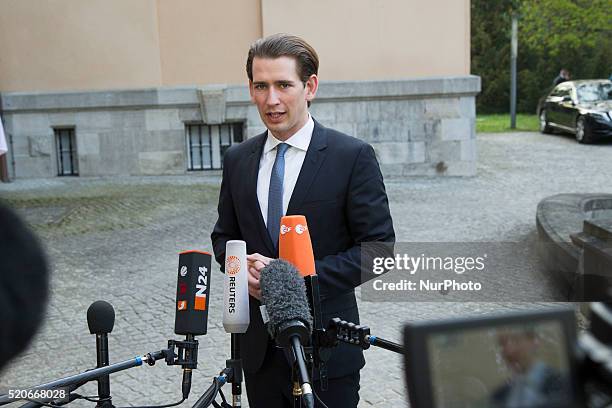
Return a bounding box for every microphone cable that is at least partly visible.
[312,391,330,408]
[191,373,231,408]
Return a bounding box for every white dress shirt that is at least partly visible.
[257,115,314,227]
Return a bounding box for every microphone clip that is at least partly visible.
[305,274,334,391]
[326,318,370,349]
[166,338,199,369]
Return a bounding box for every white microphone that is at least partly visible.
[223,240,250,333]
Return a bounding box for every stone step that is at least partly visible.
[584,219,612,242]
[571,232,592,249]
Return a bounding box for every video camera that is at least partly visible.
[403,303,612,408]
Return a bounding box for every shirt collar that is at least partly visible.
[264,114,314,154]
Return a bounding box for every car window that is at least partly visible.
[557,87,571,98]
[551,84,571,98]
[576,82,612,102]
[550,86,563,97]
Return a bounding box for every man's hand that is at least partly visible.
[246,253,273,300]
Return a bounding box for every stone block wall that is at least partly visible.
[0,76,480,179]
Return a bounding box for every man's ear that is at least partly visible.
[305,74,319,103]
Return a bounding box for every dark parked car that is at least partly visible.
[537,79,612,143]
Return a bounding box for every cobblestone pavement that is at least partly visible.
[0,132,610,407]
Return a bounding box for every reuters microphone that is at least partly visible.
[223,241,249,407]
[279,215,316,277]
[223,240,249,333]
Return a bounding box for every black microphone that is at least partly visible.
[260,259,314,408]
[174,250,212,400]
[86,300,115,408]
[0,203,49,372]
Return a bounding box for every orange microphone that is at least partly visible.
[278,215,316,277]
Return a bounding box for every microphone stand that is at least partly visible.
[326,318,405,355]
[191,368,232,408]
[306,275,333,390]
[191,339,244,408]
[289,336,314,408]
[0,350,171,406]
[227,334,243,407]
[94,332,113,408]
[180,334,197,399]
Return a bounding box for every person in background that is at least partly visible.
[491,328,569,408]
[552,69,570,87]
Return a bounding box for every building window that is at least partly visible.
[55,128,78,176]
[186,123,243,170]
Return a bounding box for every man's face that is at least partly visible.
[249,56,318,141]
[498,332,538,373]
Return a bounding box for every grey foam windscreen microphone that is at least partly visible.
[260,259,313,346]
[260,259,316,407]
[87,300,115,334]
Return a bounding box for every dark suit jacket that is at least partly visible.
[211,119,395,379]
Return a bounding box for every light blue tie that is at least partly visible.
[267,143,289,247]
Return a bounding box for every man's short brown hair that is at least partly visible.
[246,33,319,86]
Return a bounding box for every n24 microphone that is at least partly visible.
[223,240,249,333]
[279,215,315,277]
[174,250,212,400]
[260,259,314,408]
[175,250,211,335]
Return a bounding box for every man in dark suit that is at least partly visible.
[211,33,395,407]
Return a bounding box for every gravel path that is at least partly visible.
[0,131,610,407]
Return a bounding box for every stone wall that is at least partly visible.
[0,76,480,179]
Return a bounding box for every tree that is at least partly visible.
[471,0,520,113]
[471,0,612,113]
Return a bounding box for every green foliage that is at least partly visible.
[471,0,519,113]
[471,0,612,114]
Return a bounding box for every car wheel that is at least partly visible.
[575,116,592,144]
[539,110,552,134]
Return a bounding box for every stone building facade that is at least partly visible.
[0,76,480,179]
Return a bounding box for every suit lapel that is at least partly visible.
[287,119,328,214]
[245,132,276,255]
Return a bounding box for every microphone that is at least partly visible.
[0,203,49,372]
[86,300,115,408]
[279,214,331,389]
[260,259,314,408]
[223,240,249,333]
[279,215,315,276]
[223,240,249,407]
[174,250,212,336]
[174,250,212,400]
